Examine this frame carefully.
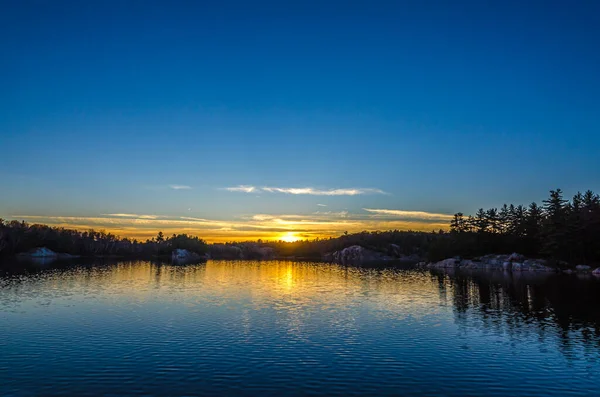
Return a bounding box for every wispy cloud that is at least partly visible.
[169,185,191,190]
[363,208,454,221]
[262,187,386,196]
[314,211,349,218]
[224,186,387,196]
[317,204,327,207]
[103,213,161,220]
[223,185,257,193]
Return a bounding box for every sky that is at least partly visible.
[1,1,599,242]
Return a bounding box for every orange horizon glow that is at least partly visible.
[5,212,451,244]
[278,232,302,243]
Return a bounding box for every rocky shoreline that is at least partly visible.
[418,253,600,275]
[8,246,600,276]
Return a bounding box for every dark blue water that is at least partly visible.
[1,260,599,396]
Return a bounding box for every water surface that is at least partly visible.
[1,260,599,396]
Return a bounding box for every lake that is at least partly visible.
[1,259,599,396]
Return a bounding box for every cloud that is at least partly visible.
[223,185,257,193]
[224,186,387,196]
[169,185,191,190]
[362,208,454,221]
[103,213,161,220]
[314,211,349,218]
[317,204,327,207]
[261,187,387,196]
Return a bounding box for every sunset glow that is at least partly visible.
[8,210,451,243]
[279,232,301,243]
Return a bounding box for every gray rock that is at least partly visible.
[524,259,547,267]
[16,247,78,261]
[332,245,393,265]
[430,258,461,269]
[508,253,525,262]
[171,249,204,263]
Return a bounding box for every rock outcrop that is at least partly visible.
[171,249,206,263]
[330,245,393,265]
[423,253,555,272]
[324,244,423,265]
[27,247,58,257]
[16,247,78,265]
[16,247,78,259]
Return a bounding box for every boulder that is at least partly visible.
[508,253,525,262]
[460,259,484,269]
[171,249,204,263]
[430,257,460,269]
[332,245,393,265]
[16,247,78,260]
[28,247,58,257]
[524,259,547,267]
[477,254,510,267]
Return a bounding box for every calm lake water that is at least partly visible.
[1,260,600,396]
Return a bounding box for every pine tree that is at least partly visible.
[582,190,600,261]
[499,204,510,234]
[450,213,468,233]
[486,208,500,234]
[474,208,489,233]
[542,189,569,259]
[513,205,527,237]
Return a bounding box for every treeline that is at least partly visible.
[0,220,207,257]
[262,230,437,259]
[430,189,600,264]
[2,188,598,265]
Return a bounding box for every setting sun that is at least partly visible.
[279,232,301,243]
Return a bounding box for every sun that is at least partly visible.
[280,232,301,243]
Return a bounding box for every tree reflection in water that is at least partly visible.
[432,268,600,359]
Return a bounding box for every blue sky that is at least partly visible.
[1,1,599,241]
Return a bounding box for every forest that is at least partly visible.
[0,222,208,258]
[432,189,600,265]
[1,189,599,266]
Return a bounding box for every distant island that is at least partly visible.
[1,189,599,272]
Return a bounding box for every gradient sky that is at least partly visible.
[1,1,599,242]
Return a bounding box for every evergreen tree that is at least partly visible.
[486,208,500,234]
[474,208,489,234]
[541,189,569,259]
[499,204,511,234]
[450,213,468,233]
[512,205,527,237]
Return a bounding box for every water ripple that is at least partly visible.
[1,260,599,396]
